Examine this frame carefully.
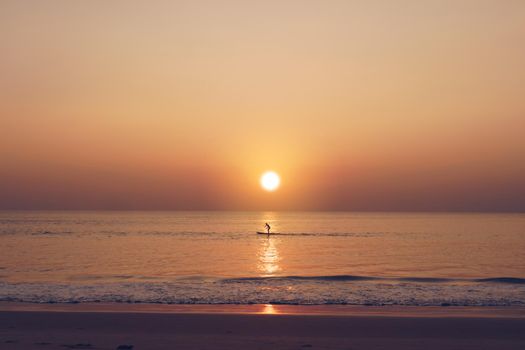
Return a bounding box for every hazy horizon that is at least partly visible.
[1,209,525,214]
[1,0,524,211]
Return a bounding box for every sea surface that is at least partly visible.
[1,211,524,306]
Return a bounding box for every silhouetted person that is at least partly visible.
[265,223,271,234]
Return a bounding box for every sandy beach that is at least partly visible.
[1,303,524,350]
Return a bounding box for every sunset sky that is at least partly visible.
[1,0,524,211]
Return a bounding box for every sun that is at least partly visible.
[260,171,280,192]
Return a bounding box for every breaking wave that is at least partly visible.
[223,275,525,284]
[1,274,524,306]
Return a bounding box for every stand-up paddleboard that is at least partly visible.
[256,231,281,235]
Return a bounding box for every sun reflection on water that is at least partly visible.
[262,303,277,314]
[258,237,281,276]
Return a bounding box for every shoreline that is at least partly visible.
[1,301,524,318]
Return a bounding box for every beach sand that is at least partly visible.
[1,303,524,349]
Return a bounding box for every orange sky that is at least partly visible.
[1,0,524,211]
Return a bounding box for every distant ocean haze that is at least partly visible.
[0,211,524,306]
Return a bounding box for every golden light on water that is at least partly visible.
[262,304,277,315]
[258,237,280,276]
[260,171,280,192]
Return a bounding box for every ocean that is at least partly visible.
[1,211,524,306]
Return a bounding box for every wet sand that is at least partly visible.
[1,303,524,349]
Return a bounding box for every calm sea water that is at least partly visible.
[1,211,524,306]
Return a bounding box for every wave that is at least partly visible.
[1,278,524,306]
[255,232,386,237]
[223,275,525,284]
[2,230,402,238]
[224,275,378,282]
[475,277,525,284]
